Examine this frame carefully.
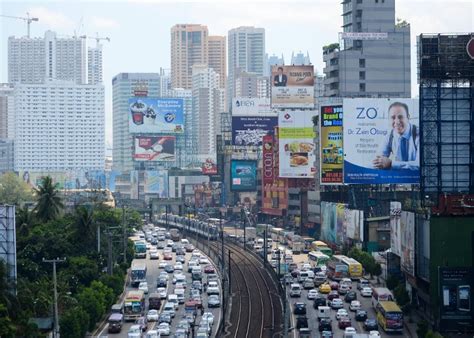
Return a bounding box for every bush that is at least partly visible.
[416,320,429,338]
[394,284,410,307]
[60,306,89,338]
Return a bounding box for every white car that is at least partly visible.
[202,312,215,326]
[149,249,159,260]
[159,261,167,269]
[349,300,361,311]
[127,325,142,338]
[138,281,149,294]
[341,278,352,288]
[159,272,169,280]
[336,308,349,320]
[157,322,171,336]
[174,262,183,271]
[369,331,381,338]
[147,309,159,321]
[301,263,312,271]
[330,298,344,309]
[146,330,159,338]
[157,287,167,299]
[361,287,373,297]
[199,257,210,265]
[344,327,357,337]
[307,289,319,300]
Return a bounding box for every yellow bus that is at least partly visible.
[311,240,333,257]
[337,256,363,280]
[375,301,403,333]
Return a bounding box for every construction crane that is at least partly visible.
[80,33,110,48]
[0,12,39,38]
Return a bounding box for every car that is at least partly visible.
[192,280,202,291]
[207,281,220,295]
[208,294,220,307]
[138,282,149,294]
[147,309,159,321]
[149,249,159,260]
[174,262,183,271]
[307,289,319,300]
[174,329,188,338]
[319,283,331,294]
[157,287,167,299]
[344,327,357,337]
[330,298,344,309]
[163,253,173,260]
[344,291,357,303]
[350,300,361,311]
[202,312,215,326]
[364,318,378,331]
[303,278,315,289]
[336,308,349,320]
[128,325,142,338]
[199,257,210,265]
[177,320,191,334]
[196,327,210,337]
[176,281,187,289]
[204,264,215,273]
[330,281,339,290]
[296,315,309,330]
[135,316,148,332]
[157,241,165,249]
[157,322,170,336]
[198,320,212,334]
[357,279,370,290]
[338,317,352,329]
[339,284,350,295]
[361,287,373,297]
[318,318,332,332]
[356,310,368,321]
[159,261,167,269]
[321,331,333,338]
[191,288,201,299]
[176,255,186,263]
[157,277,167,288]
[207,274,219,282]
[313,295,327,308]
[176,248,186,256]
[293,302,307,315]
[369,331,381,338]
[164,264,174,273]
[166,240,173,247]
[185,244,194,252]
[327,290,339,301]
[146,330,159,338]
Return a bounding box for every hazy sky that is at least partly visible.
[1,0,473,145]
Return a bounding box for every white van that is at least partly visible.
[163,302,176,317]
[167,294,179,309]
[298,270,315,282]
[175,289,185,304]
[317,306,331,321]
[188,260,199,272]
[290,283,302,297]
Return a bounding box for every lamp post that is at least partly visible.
[43,257,66,338]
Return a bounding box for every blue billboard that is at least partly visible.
[232,116,277,146]
[231,160,257,191]
[129,98,184,134]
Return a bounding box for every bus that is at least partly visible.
[256,224,273,237]
[124,290,145,321]
[333,255,363,280]
[287,234,305,254]
[311,241,333,257]
[270,227,285,243]
[372,287,394,308]
[134,241,147,259]
[131,262,147,287]
[308,251,330,268]
[301,237,314,253]
[375,301,403,333]
[207,218,221,226]
[327,256,349,280]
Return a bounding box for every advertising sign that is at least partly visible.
[341,32,388,40]
[271,65,314,108]
[129,98,184,134]
[321,202,364,244]
[262,135,274,187]
[144,170,168,197]
[320,105,343,184]
[232,116,277,146]
[439,267,474,331]
[400,211,415,276]
[343,98,420,184]
[231,160,257,191]
[133,136,175,162]
[278,110,316,178]
[390,201,402,257]
[232,97,272,115]
[202,158,218,175]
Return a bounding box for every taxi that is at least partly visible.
[319,283,331,294]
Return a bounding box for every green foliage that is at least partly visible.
[417,320,429,338]
[323,43,340,53]
[386,274,400,290]
[34,176,64,222]
[347,247,381,277]
[0,172,33,205]
[60,306,89,338]
[394,283,410,307]
[0,304,16,337]
[77,281,114,331]
[425,331,444,338]
[65,256,99,289]
[99,273,125,296]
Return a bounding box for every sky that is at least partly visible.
[1,0,473,146]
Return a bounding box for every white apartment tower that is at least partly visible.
[88,44,103,85]
[227,26,265,108]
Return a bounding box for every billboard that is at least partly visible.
[202,158,218,175]
[129,98,184,134]
[390,201,402,257]
[320,105,343,184]
[271,65,314,108]
[231,160,257,191]
[20,171,107,190]
[400,211,415,276]
[232,97,272,115]
[341,32,388,40]
[343,98,419,184]
[321,202,364,244]
[133,136,175,162]
[278,110,316,178]
[144,170,168,197]
[232,116,277,146]
[262,135,274,187]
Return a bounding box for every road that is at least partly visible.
[97,237,222,337]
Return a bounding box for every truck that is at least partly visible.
[170,229,180,241]
[131,262,147,287]
[124,290,145,321]
[134,241,147,259]
[243,227,256,245]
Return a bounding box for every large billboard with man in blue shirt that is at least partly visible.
[343,98,419,184]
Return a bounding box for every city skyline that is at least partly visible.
[1,0,472,145]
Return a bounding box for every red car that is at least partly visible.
[330,281,339,290]
[204,265,215,274]
[163,253,173,260]
[338,317,351,329]
[327,291,339,301]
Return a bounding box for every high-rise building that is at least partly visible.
[291,51,311,65]
[171,24,209,90]
[8,31,87,85]
[323,0,410,97]
[13,81,104,171]
[265,53,284,76]
[88,44,103,85]
[227,27,265,108]
[192,65,224,158]
[207,36,226,89]
[234,71,270,99]
[0,84,15,140]
[0,139,14,173]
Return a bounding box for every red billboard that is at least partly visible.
[262,135,274,186]
[202,158,218,175]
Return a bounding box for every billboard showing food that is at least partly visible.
[231,160,257,191]
[278,110,316,178]
[232,97,272,115]
[144,170,168,197]
[232,116,277,146]
[320,105,343,184]
[262,135,274,187]
[343,98,419,184]
[202,158,218,175]
[271,65,314,108]
[129,98,184,134]
[133,136,175,162]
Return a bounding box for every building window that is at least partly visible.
[359,59,365,68]
[359,71,366,80]
[359,83,366,92]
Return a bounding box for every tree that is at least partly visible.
[73,206,96,248]
[394,284,410,307]
[16,205,35,238]
[0,172,33,205]
[60,306,89,338]
[33,176,64,222]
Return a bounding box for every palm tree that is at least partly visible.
[16,205,35,237]
[33,176,63,222]
[74,205,96,248]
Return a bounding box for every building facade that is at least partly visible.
[0,139,14,173]
[323,0,410,97]
[265,53,284,77]
[0,84,15,140]
[207,36,226,89]
[88,44,103,85]
[234,71,270,99]
[290,51,311,65]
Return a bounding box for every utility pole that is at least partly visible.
[242,208,246,250]
[107,230,113,275]
[228,250,232,291]
[43,258,66,338]
[122,205,127,264]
